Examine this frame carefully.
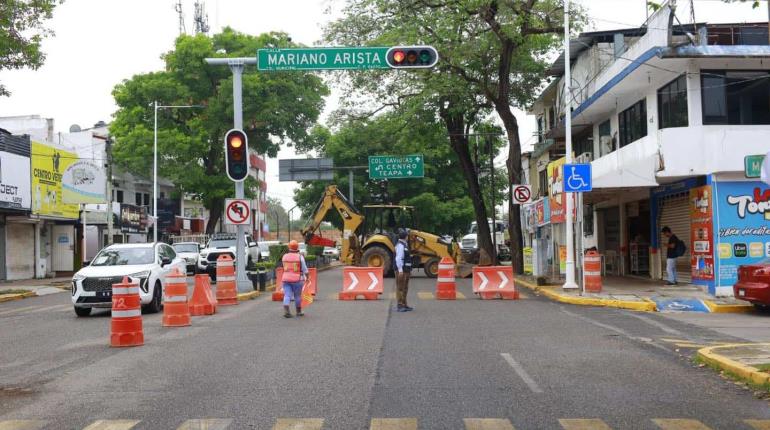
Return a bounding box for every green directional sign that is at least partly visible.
[745,154,766,178]
[369,154,424,180]
[257,47,389,71]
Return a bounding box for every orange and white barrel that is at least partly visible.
[435,257,457,300]
[111,277,144,347]
[584,251,602,293]
[216,254,238,305]
[163,269,191,327]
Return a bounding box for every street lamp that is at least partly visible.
[287,204,298,242]
[153,101,204,243]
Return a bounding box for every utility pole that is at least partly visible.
[106,138,114,245]
[563,0,578,290]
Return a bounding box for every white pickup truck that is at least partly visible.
[460,219,510,262]
[197,233,260,280]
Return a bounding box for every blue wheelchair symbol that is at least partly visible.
[563,164,592,192]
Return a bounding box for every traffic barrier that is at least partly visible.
[584,251,602,293]
[162,269,191,327]
[339,266,383,300]
[272,267,285,301]
[189,274,217,316]
[472,266,518,300]
[435,257,456,300]
[215,254,238,306]
[110,276,144,347]
[273,267,318,302]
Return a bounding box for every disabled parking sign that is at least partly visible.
[563,163,592,192]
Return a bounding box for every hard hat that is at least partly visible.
[288,240,299,251]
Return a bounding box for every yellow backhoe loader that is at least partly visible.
[301,185,472,277]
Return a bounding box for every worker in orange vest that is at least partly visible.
[282,240,309,318]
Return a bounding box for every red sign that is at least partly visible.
[472,266,518,299]
[690,185,714,280]
[513,185,531,204]
[225,198,251,225]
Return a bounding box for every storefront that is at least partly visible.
[0,133,34,280]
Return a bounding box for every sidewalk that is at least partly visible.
[0,277,70,302]
[698,343,770,389]
[515,274,754,313]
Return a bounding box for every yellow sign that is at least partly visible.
[31,141,79,219]
[523,247,533,275]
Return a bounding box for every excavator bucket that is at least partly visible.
[455,262,475,279]
[307,234,336,247]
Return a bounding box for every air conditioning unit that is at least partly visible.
[576,152,593,164]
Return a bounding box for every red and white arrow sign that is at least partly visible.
[367,272,378,290]
[347,273,359,291]
[473,266,515,293]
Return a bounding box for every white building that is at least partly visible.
[526,2,770,296]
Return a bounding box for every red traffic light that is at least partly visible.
[224,129,249,182]
[392,50,406,64]
[386,45,438,69]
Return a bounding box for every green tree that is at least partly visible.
[0,0,62,96]
[326,0,580,269]
[110,29,328,233]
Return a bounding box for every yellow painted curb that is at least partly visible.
[697,343,770,386]
[237,290,260,301]
[703,300,754,314]
[0,291,36,303]
[515,276,657,312]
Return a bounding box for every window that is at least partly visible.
[574,133,593,160]
[598,120,613,157]
[135,192,142,206]
[536,116,544,143]
[702,70,770,125]
[658,75,688,129]
[116,190,124,203]
[143,193,150,206]
[538,169,548,197]
[618,99,647,147]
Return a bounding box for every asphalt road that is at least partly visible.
[1,267,770,429]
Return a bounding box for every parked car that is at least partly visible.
[460,219,510,263]
[298,242,307,256]
[198,233,260,280]
[172,241,200,274]
[257,240,280,261]
[323,246,340,260]
[71,243,186,317]
[734,259,770,309]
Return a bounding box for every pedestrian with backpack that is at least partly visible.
[661,226,685,285]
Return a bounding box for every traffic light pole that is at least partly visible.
[206,57,256,292]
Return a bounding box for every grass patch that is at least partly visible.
[755,363,770,373]
[693,355,770,393]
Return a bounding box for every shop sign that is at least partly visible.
[120,204,147,234]
[535,198,548,227]
[546,157,576,223]
[690,185,714,281]
[559,245,567,274]
[523,247,533,274]
[62,160,107,204]
[31,141,79,219]
[0,151,31,210]
[714,181,770,287]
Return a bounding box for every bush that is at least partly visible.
[307,245,324,256]
[304,254,317,267]
[269,244,289,264]
[254,261,276,272]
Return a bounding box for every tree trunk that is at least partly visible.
[440,109,497,265]
[497,103,524,275]
[206,199,223,235]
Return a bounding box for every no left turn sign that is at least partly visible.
[225,198,251,225]
[512,185,532,205]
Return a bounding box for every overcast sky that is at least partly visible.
[0,0,765,208]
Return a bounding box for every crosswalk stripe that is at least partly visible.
[559,418,612,430]
[417,292,434,300]
[177,418,233,429]
[370,418,418,430]
[652,419,712,430]
[272,418,324,430]
[82,420,141,430]
[463,418,515,430]
[0,420,47,430]
[745,420,770,430]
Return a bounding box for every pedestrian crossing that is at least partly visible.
[1,418,769,429]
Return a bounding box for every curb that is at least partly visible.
[703,300,754,314]
[237,290,260,301]
[515,277,657,312]
[697,343,770,386]
[0,291,37,303]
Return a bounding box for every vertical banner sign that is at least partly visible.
[690,185,714,281]
[31,141,79,219]
[548,157,566,223]
[523,247,533,274]
[715,181,770,287]
[559,245,567,275]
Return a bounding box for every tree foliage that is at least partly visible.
[0,0,62,96]
[110,28,328,233]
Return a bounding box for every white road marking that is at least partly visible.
[367,272,378,290]
[626,312,685,336]
[559,307,669,352]
[0,306,38,317]
[347,273,359,290]
[478,273,489,290]
[500,353,543,393]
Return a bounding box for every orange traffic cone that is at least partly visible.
[110,276,144,347]
[435,257,457,300]
[272,267,284,301]
[162,269,191,327]
[215,254,238,306]
[189,274,217,316]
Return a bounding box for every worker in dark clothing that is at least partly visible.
[662,226,683,285]
[394,230,413,312]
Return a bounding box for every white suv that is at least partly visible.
[197,233,260,280]
[71,243,185,317]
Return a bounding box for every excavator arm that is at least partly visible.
[301,185,364,265]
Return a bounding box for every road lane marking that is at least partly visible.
[82,420,141,430]
[417,292,434,300]
[0,306,38,317]
[559,418,612,429]
[272,418,324,430]
[27,304,71,314]
[652,419,712,430]
[500,353,543,393]
[370,418,418,430]
[177,419,232,429]
[559,308,669,352]
[746,420,770,430]
[626,313,685,336]
[463,418,515,430]
[0,420,47,430]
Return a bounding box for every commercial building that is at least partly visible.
[525,2,770,296]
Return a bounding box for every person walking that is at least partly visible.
[394,230,413,312]
[661,226,683,285]
[281,240,308,318]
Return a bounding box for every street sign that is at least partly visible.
[368,154,424,180]
[563,163,592,192]
[258,47,390,71]
[279,158,334,181]
[224,199,251,225]
[745,154,765,178]
[512,185,532,205]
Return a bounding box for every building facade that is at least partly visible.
[526,2,770,296]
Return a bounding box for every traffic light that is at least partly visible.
[224,128,249,182]
[386,45,439,69]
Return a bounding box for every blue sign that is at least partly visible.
[652,297,709,313]
[563,164,592,192]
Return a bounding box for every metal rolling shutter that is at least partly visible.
[658,193,691,283]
